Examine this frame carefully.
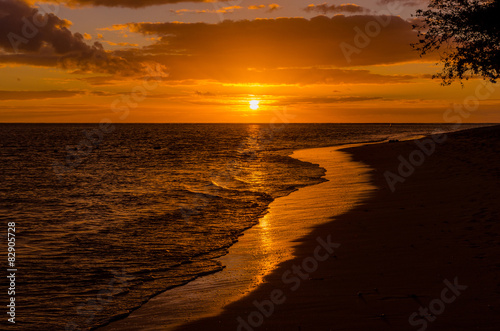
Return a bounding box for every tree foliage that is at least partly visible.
[413,0,500,85]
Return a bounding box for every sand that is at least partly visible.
[174,125,500,331]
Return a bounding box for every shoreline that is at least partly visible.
[176,124,500,330]
[99,144,376,330]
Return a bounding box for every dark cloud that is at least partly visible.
[304,3,369,14]
[377,0,427,7]
[0,0,95,54]
[1,2,422,85]
[160,67,415,85]
[195,90,216,96]
[122,15,419,71]
[0,51,59,67]
[0,90,83,100]
[0,0,142,74]
[38,0,218,8]
[35,0,426,9]
[77,75,121,85]
[277,95,384,105]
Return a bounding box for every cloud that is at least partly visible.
[195,90,216,96]
[0,0,142,75]
[0,0,79,53]
[159,67,415,85]
[277,95,384,105]
[183,92,385,107]
[0,88,141,101]
[77,75,123,85]
[1,3,421,85]
[0,90,83,100]
[248,3,281,12]
[34,0,426,9]
[102,40,139,47]
[377,0,427,7]
[119,15,419,74]
[0,52,60,67]
[36,0,280,10]
[34,0,223,8]
[304,3,369,14]
[248,5,266,10]
[169,3,280,15]
[268,3,280,12]
[170,6,242,15]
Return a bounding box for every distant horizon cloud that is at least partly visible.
[0,89,82,100]
[304,3,369,14]
[169,3,281,15]
[170,5,242,15]
[377,0,428,7]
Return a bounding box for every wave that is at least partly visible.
[174,187,224,200]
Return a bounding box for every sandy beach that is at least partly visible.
[171,125,500,331]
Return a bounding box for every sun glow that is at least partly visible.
[249,100,260,110]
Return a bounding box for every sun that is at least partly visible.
[249,100,260,110]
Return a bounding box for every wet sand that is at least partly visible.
[176,125,500,330]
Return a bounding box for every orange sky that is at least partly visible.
[0,0,499,123]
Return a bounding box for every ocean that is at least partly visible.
[0,123,486,330]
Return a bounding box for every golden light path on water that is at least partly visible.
[100,144,376,331]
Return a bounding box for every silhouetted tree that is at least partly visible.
[413,0,500,85]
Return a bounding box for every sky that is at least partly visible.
[0,0,499,123]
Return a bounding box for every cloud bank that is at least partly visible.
[0,0,142,74]
[304,3,369,14]
[1,1,422,84]
[33,0,221,8]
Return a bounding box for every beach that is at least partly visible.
[169,125,500,331]
[99,144,376,330]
